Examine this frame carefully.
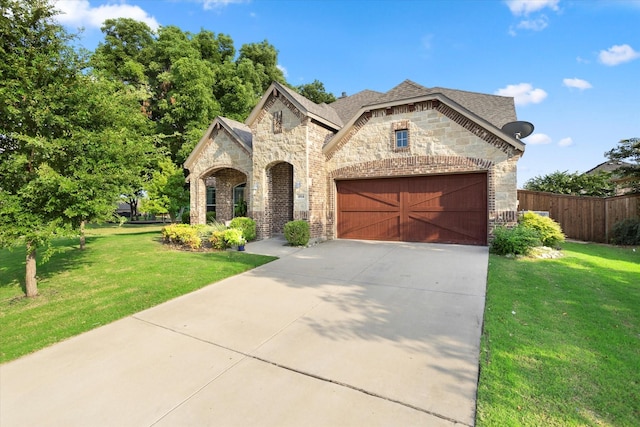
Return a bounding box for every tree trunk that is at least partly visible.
[25,242,38,297]
[80,220,86,250]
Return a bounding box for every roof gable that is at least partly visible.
[184,116,252,169]
[246,82,343,129]
[324,91,525,157]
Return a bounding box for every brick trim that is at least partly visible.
[329,155,493,179]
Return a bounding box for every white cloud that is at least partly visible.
[598,44,640,66]
[277,64,288,78]
[200,0,248,10]
[53,0,160,30]
[495,83,548,106]
[525,133,552,145]
[505,0,560,16]
[516,16,549,31]
[558,137,573,147]
[563,78,592,90]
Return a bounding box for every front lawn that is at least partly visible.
[0,224,276,363]
[477,242,640,426]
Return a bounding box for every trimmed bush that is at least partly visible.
[519,212,565,248]
[161,224,202,249]
[610,218,640,245]
[284,220,310,246]
[206,211,216,224]
[490,225,541,256]
[229,217,257,242]
[209,230,228,250]
[223,228,245,246]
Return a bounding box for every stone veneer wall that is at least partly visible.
[250,94,312,239]
[325,102,522,240]
[188,125,252,225]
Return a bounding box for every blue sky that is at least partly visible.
[53,0,640,187]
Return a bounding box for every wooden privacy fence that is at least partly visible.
[517,190,640,243]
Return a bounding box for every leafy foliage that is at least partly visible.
[489,225,541,256]
[523,170,616,197]
[0,0,153,295]
[223,228,245,246]
[610,218,640,245]
[161,224,201,249]
[296,79,336,104]
[519,212,565,248]
[284,220,310,246]
[229,217,257,242]
[605,137,640,194]
[142,157,189,221]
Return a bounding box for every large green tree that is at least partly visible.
[296,79,336,104]
[0,0,153,296]
[523,170,616,197]
[606,137,640,193]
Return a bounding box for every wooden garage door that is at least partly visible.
[337,174,487,245]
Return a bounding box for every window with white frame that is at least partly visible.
[392,120,410,150]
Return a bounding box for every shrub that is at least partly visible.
[519,212,565,248]
[610,218,640,245]
[181,210,190,224]
[223,228,245,246]
[490,225,541,256]
[229,217,257,241]
[206,211,216,224]
[209,230,228,250]
[161,224,202,249]
[284,220,310,246]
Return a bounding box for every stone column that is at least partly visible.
[190,177,206,225]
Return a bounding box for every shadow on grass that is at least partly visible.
[0,237,96,294]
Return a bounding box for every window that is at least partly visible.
[233,183,247,217]
[206,187,216,212]
[392,120,410,151]
[395,129,408,148]
[273,111,283,134]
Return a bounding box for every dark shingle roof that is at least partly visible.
[276,83,344,128]
[328,79,516,129]
[219,116,252,150]
[329,89,385,124]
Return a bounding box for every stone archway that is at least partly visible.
[198,167,247,223]
[267,162,293,234]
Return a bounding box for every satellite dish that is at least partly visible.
[501,121,534,139]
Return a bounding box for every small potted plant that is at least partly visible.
[224,228,246,251]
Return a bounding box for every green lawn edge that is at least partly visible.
[0,225,276,363]
[477,242,640,426]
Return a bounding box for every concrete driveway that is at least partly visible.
[1,238,488,426]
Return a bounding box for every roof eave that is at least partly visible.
[184,120,217,170]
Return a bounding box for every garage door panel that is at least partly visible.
[408,212,486,244]
[337,174,487,245]
[339,212,401,240]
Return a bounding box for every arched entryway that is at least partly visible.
[267,162,293,234]
[200,167,247,223]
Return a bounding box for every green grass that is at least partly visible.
[477,242,640,426]
[0,224,276,363]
